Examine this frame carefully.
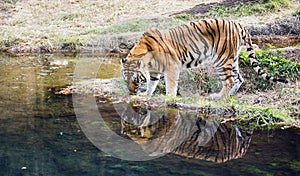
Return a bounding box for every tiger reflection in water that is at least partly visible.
[121,104,253,163]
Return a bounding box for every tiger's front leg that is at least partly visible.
[145,74,161,96]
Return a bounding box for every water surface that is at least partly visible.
[0,54,299,176]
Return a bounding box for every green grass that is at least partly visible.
[291,6,300,16]
[207,0,291,18]
[177,46,300,96]
[173,13,192,21]
[239,45,300,81]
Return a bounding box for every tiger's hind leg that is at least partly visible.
[228,55,244,96]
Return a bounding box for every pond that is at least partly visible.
[0,54,299,176]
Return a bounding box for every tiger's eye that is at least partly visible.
[121,58,127,63]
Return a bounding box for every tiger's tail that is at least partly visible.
[244,30,288,84]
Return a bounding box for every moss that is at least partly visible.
[206,0,291,18]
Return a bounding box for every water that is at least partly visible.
[0,54,299,176]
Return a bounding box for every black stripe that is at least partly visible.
[218,67,233,72]
[178,26,188,44]
[205,20,216,36]
[186,52,195,68]
[215,41,228,67]
[181,59,185,65]
[204,20,215,47]
[214,19,221,51]
[213,20,227,67]
[247,47,253,51]
[258,69,264,76]
[252,62,258,67]
[277,78,288,83]
[150,76,159,81]
[248,53,255,58]
[145,42,152,51]
[193,22,210,49]
[221,74,233,81]
[144,32,164,49]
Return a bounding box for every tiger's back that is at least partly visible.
[121,19,287,99]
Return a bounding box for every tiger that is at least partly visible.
[173,120,253,163]
[121,19,288,99]
[121,104,253,163]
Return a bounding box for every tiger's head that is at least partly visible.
[120,33,156,94]
[120,58,146,94]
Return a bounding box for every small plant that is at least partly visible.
[253,108,282,129]
[173,13,191,21]
[291,7,300,16]
[240,46,300,81]
[11,19,25,26]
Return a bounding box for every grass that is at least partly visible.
[81,19,152,35]
[50,35,87,51]
[0,0,20,10]
[126,91,299,129]
[291,6,300,16]
[206,0,292,18]
[1,0,299,53]
[173,13,192,21]
[177,46,300,96]
[80,17,187,35]
[239,45,300,81]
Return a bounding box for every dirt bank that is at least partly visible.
[96,16,300,62]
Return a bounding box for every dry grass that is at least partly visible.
[2,0,298,52]
[0,0,205,41]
